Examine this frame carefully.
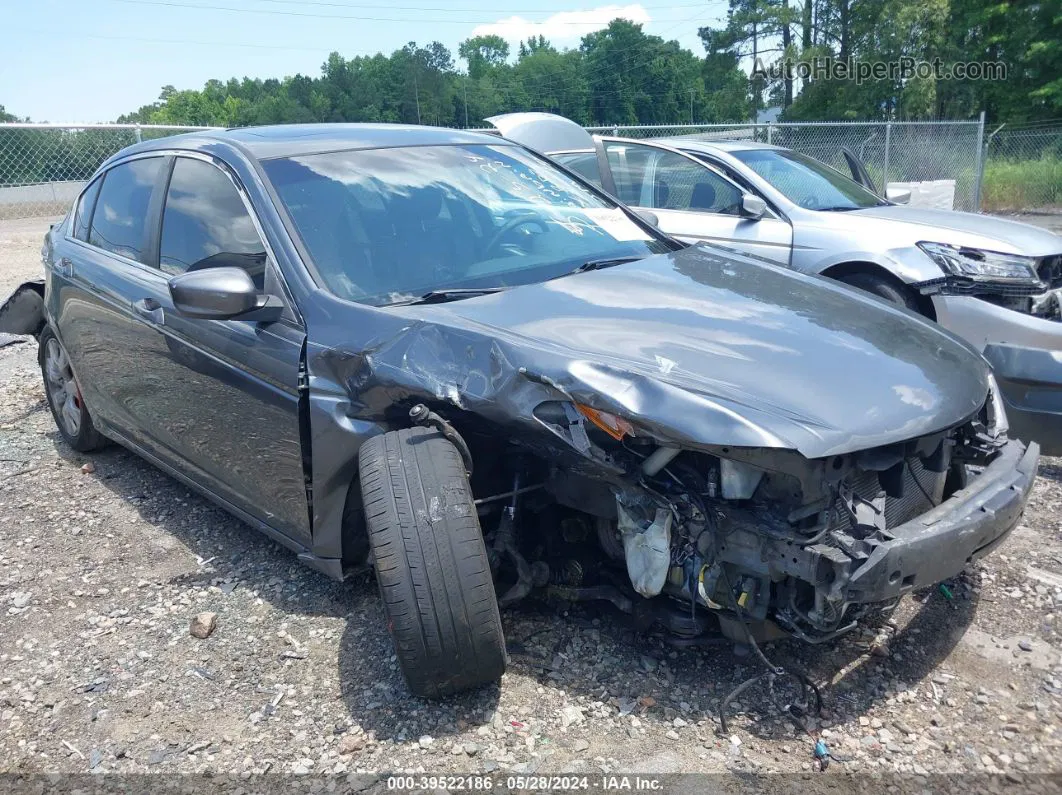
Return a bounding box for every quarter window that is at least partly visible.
[88,157,164,263]
[72,177,102,242]
[159,158,266,288]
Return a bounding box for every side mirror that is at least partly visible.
[739,193,767,220]
[885,187,912,205]
[634,208,660,227]
[169,267,283,322]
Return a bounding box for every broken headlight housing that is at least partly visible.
[918,242,1040,284]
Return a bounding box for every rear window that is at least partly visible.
[89,157,164,263]
[554,152,603,188]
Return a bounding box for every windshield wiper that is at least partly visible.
[401,287,509,305]
[557,256,645,278]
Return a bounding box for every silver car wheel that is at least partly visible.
[44,337,81,437]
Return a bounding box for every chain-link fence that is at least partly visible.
[589,120,988,211]
[979,124,1062,212]
[1,118,1059,220]
[0,124,215,220]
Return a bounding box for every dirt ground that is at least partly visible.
[1,215,1061,789]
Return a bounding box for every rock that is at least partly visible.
[665,730,680,740]
[464,743,480,756]
[9,592,30,609]
[893,720,917,736]
[1018,640,1033,652]
[877,729,894,743]
[572,739,590,752]
[672,717,687,728]
[189,612,217,639]
[858,716,870,727]
[81,462,95,474]
[561,705,585,727]
[451,744,465,756]
[418,735,434,749]
[337,734,365,755]
[870,717,883,729]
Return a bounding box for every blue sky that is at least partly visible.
[4,1,728,122]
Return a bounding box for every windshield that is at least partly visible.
[263,143,672,305]
[731,148,885,210]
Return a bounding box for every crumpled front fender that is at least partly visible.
[0,281,46,337]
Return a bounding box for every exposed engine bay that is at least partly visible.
[456,382,1017,648]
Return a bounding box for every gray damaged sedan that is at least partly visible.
[0,125,1039,697]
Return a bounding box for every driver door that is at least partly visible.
[593,137,793,265]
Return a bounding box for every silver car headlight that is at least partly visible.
[918,242,1040,284]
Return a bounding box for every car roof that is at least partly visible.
[122,123,509,161]
[653,137,786,154]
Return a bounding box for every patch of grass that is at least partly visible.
[981,157,1062,212]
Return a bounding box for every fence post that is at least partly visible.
[971,110,987,212]
[767,122,773,145]
[134,124,142,143]
[881,121,891,194]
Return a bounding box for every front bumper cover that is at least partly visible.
[844,437,1039,604]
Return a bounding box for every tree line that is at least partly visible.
[3,0,1061,132]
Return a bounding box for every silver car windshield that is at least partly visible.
[731,149,885,211]
[263,143,672,305]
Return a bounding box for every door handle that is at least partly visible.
[53,257,74,278]
[132,297,165,325]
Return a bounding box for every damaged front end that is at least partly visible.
[0,281,46,337]
[483,377,1037,647]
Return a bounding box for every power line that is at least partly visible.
[192,0,716,12]
[11,28,340,52]
[108,0,710,25]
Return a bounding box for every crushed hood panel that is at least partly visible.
[308,246,989,460]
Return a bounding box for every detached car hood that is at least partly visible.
[848,205,1062,256]
[406,246,989,459]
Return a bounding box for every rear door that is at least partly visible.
[593,137,793,265]
[54,155,171,445]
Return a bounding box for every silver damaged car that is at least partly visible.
[491,113,1062,455]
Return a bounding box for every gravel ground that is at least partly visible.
[1,216,1061,788]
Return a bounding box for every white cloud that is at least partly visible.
[471,4,651,43]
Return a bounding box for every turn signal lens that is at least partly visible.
[576,404,634,440]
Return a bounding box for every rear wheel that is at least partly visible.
[39,326,105,453]
[836,271,921,313]
[358,426,507,698]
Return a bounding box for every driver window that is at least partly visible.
[603,142,743,215]
[159,158,267,289]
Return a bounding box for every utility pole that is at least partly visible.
[463,79,469,128]
[689,88,695,124]
[414,68,422,124]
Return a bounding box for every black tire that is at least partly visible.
[836,271,920,312]
[358,426,506,698]
[39,326,106,453]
